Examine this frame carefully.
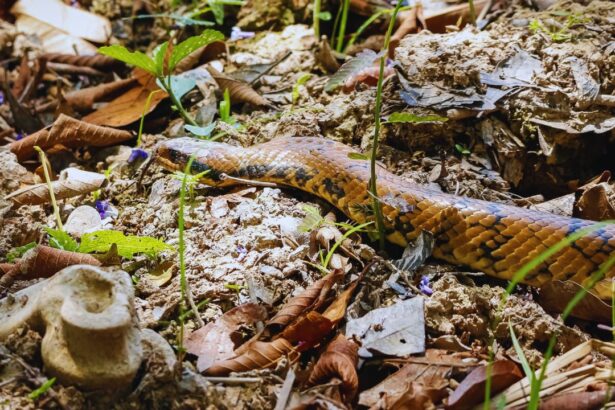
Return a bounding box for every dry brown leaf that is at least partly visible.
[204,338,298,376]
[6,168,106,207]
[174,41,227,74]
[83,73,167,127]
[322,279,359,323]
[389,379,449,410]
[185,303,268,372]
[446,360,523,409]
[528,389,611,410]
[537,280,611,323]
[42,53,121,70]
[280,311,335,349]
[423,0,488,33]
[64,78,137,112]
[8,114,133,160]
[308,334,359,401]
[0,245,101,293]
[573,182,615,221]
[268,269,342,328]
[205,65,271,107]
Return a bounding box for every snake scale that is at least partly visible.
[157,137,615,299]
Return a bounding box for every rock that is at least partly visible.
[0,265,143,392]
[64,205,103,237]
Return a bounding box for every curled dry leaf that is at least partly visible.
[204,338,298,376]
[389,379,448,410]
[280,311,335,349]
[6,168,106,207]
[0,245,101,292]
[8,114,133,160]
[446,360,523,409]
[308,334,359,401]
[62,78,137,112]
[537,280,611,323]
[573,182,615,221]
[185,303,268,372]
[205,65,271,106]
[267,269,342,328]
[174,41,227,74]
[526,389,612,410]
[42,53,122,69]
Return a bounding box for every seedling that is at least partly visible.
[455,143,471,155]
[528,13,589,43]
[335,0,351,52]
[98,30,224,127]
[346,6,412,51]
[28,377,56,400]
[6,242,36,262]
[292,73,312,108]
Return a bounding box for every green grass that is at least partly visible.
[335,0,351,52]
[34,146,63,231]
[483,221,615,409]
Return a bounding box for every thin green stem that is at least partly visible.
[468,0,476,25]
[313,0,322,38]
[163,76,198,126]
[323,221,373,269]
[137,89,162,146]
[34,146,63,231]
[335,0,350,52]
[370,1,402,250]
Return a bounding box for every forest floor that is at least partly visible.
[1,0,615,408]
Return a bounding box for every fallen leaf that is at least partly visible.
[206,65,270,106]
[308,334,359,401]
[390,380,448,410]
[537,280,611,323]
[64,78,137,112]
[268,269,342,328]
[322,279,360,324]
[280,310,334,349]
[423,0,488,33]
[446,360,523,409]
[530,389,611,410]
[393,231,434,272]
[145,267,173,288]
[573,183,615,221]
[42,53,121,69]
[345,297,425,358]
[6,168,106,207]
[1,81,43,134]
[185,303,268,372]
[204,338,298,376]
[8,114,133,161]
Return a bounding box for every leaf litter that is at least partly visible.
[0,0,614,409]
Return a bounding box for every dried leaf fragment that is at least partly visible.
[64,78,137,112]
[205,65,270,106]
[308,334,359,401]
[8,114,132,160]
[185,303,268,372]
[205,338,297,376]
[268,269,342,328]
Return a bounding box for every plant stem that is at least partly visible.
[137,89,162,146]
[313,0,321,38]
[370,1,403,250]
[34,146,63,231]
[163,77,198,126]
[467,0,476,25]
[335,0,350,52]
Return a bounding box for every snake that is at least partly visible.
[157,136,615,299]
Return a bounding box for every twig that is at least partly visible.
[274,366,296,410]
[202,376,263,384]
[47,62,106,77]
[220,174,280,188]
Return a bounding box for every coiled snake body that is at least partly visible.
[157,137,615,299]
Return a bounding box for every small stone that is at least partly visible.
[64,205,103,237]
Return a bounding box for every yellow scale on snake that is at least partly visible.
[157,136,615,299]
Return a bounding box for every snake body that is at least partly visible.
[157,137,615,299]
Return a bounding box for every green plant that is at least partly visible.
[292,73,312,108]
[45,228,79,251]
[528,13,589,42]
[98,30,224,126]
[455,143,471,155]
[369,0,403,249]
[467,0,477,25]
[6,242,37,262]
[335,0,351,52]
[219,88,234,125]
[172,169,210,202]
[345,6,412,51]
[190,0,245,25]
[482,221,614,409]
[313,0,322,38]
[28,377,56,400]
[137,89,163,147]
[321,221,373,270]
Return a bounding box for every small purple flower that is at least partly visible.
[0,91,4,105]
[15,132,24,141]
[230,26,255,41]
[419,275,433,296]
[128,148,148,163]
[70,0,79,7]
[95,200,110,219]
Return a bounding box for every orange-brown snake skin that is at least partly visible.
[157,137,615,299]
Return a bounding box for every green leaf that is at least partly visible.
[219,88,235,124]
[386,112,448,123]
[292,73,312,105]
[6,242,37,262]
[153,41,169,76]
[318,11,332,21]
[209,2,225,25]
[169,30,225,71]
[45,228,79,252]
[28,377,56,400]
[98,45,157,74]
[79,230,173,259]
[455,143,471,155]
[298,205,325,232]
[185,123,216,138]
[509,322,534,381]
[156,75,197,100]
[348,152,369,160]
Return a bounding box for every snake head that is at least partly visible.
[156,137,242,187]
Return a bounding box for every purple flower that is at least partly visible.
[419,275,433,296]
[128,148,148,163]
[0,91,4,105]
[15,132,24,141]
[95,200,110,219]
[230,26,255,41]
[70,0,79,7]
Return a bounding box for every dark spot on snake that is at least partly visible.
[322,177,345,199]
[294,167,313,186]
